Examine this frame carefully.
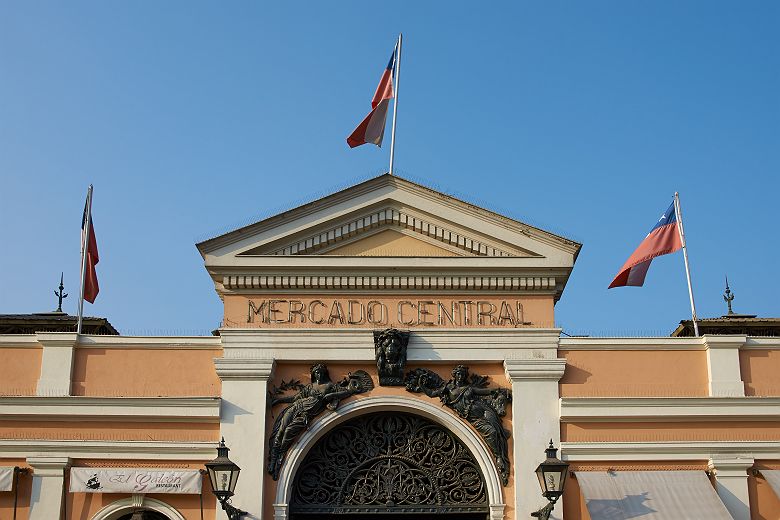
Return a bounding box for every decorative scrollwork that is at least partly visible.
[267,364,374,480]
[405,365,512,485]
[291,412,489,515]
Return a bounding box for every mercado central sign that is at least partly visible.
[230,296,546,328]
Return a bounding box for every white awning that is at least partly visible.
[762,470,780,499]
[0,467,13,492]
[575,470,732,519]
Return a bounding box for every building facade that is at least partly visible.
[1,174,779,519]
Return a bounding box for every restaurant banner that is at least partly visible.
[70,467,202,494]
[0,467,13,492]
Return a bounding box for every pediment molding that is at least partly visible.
[239,207,533,258]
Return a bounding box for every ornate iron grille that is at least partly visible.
[290,412,489,515]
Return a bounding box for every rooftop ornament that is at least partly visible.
[54,272,67,313]
[724,275,735,315]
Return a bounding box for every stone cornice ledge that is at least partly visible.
[36,332,78,348]
[214,357,275,380]
[504,358,567,381]
[0,396,220,422]
[4,440,217,460]
[562,441,780,461]
[27,456,71,475]
[560,397,780,422]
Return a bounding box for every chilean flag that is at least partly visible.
[347,47,396,148]
[81,200,99,303]
[609,201,682,288]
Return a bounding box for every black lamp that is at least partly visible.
[205,438,247,519]
[531,440,569,519]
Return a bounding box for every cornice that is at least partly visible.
[214,357,275,380]
[2,440,217,460]
[36,332,77,348]
[76,335,222,349]
[259,207,520,257]
[562,441,780,461]
[560,397,780,422]
[222,273,558,292]
[27,456,71,475]
[703,334,747,350]
[0,396,220,422]
[504,358,567,381]
[559,337,705,351]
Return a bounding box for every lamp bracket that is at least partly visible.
[530,501,555,520]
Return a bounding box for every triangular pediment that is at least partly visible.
[196,174,581,299]
[236,205,534,258]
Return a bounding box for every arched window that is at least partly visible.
[290,411,489,519]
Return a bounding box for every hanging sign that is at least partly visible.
[69,468,202,494]
[0,467,13,492]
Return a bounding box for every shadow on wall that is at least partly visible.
[586,493,656,519]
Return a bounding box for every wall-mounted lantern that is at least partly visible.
[205,438,247,519]
[531,440,569,519]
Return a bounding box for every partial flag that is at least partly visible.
[81,197,100,303]
[347,46,397,148]
[609,201,682,288]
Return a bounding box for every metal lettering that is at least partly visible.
[366,300,387,325]
[397,301,416,326]
[437,301,456,326]
[288,300,306,324]
[347,300,365,325]
[477,301,496,326]
[268,300,286,323]
[417,300,434,325]
[308,300,326,324]
[497,301,516,326]
[248,300,268,324]
[328,301,346,325]
[458,301,474,326]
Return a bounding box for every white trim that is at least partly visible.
[91,496,186,520]
[220,327,561,362]
[562,441,780,461]
[0,335,40,347]
[272,395,505,520]
[223,273,558,292]
[0,439,217,460]
[744,337,780,350]
[76,335,222,349]
[0,396,220,422]
[559,336,705,351]
[560,397,780,422]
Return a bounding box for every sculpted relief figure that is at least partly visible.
[374,328,410,386]
[267,364,374,480]
[405,364,512,485]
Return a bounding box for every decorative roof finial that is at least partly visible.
[724,275,735,315]
[54,272,68,313]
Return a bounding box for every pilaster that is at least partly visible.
[35,333,77,396]
[214,356,275,520]
[709,456,754,520]
[505,357,567,520]
[704,335,746,397]
[27,456,70,520]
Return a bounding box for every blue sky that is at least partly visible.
[1,2,778,335]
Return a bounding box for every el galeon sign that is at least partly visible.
[247,298,528,328]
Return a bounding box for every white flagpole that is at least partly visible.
[77,185,94,335]
[388,33,402,176]
[674,192,700,337]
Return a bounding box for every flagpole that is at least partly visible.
[77,185,94,335]
[674,192,699,337]
[388,33,402,176]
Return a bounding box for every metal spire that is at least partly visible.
[724,275,735,315]
[54,272,68,313]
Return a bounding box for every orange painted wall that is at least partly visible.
[262,361,515,520]
[562,462,710,520]
[559,350,709,397]
[0,420,218,442]
[741,350,780,396]
[0,459,31,520]
[0,348,41,396]
[562,421,780,442]
[224,293,556,329]
[67,460,216,520]
[72,348,221,397]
